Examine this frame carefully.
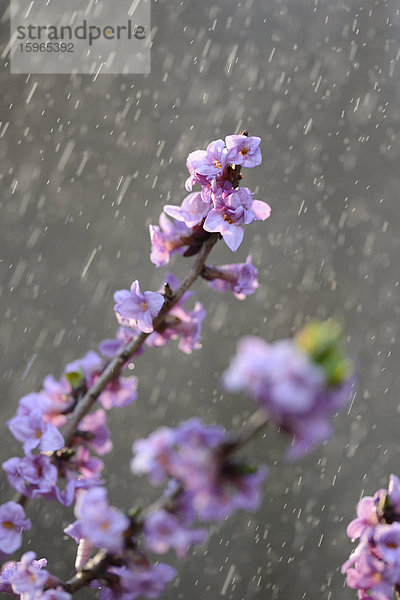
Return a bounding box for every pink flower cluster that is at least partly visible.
[1,350,137,553]
[150,133,270,259]
[343,475,400,599]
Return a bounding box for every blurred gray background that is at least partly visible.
[1,0,400,598]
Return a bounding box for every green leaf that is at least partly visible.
[65,370,84,389]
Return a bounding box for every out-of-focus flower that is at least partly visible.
[131,418,266,522]
[65,487,129,554]
[222,321,354,459]
[7,410,64,455]
[144,509,206,557]
[99,562,176,600]
[0,502,31,554]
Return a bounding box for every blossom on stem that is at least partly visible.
[144,509,206,557]
[3,455,58,497]
[131,418,267,522]
[205,255,259,299]
[222,321,354,459]
[343,475,400,599]
[65,487,129,554]
[225,134,262,167]
[114,281,164,334]
[7,409,64,455]
[187,139,228,179]
[164,192,210,228]
[99,561,177,600]
[203,187,270,251]
[78,409,113,455]
[98,327,138,359]
[0,502,31,554]
[149,213,191,267]
[146,273,206,354]
[2,552,49,598]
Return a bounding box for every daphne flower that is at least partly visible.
[347,496,379,540]
[144,509,206,557]
[7,410,64,454]
[114,281,164,334]
[187,139,228,179]
[3,455,58,497]
[205,255,259,300]
[8,552,49,599]
[164,192,210,228]
[66,487,129,553]
[149,213,190,267]
[0,502,31,554]
[225,134,262,167]
[78,409,113,456]
[100,562,176,600]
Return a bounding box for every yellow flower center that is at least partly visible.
[141,301,149,311]
[240,146,249,156]
[223,215,233,224]
[213,160,222,169]
[2,521,15,530]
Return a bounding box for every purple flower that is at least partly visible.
[164,192,210,228]
[98,376,138,410]
[344,547,396,600]
[149,213,191,267]
[8,552,49,599]
[343,475,400,599]
[98,327,138,359]
[114,281,164,334]
[131,427,176,486]
[66,487,129,553]
[132,419,267,522]
[3,455,58,498]
[225,134,262,167]
[78,409,113,455]
[0,502,31,554]
[203,187,270,251]
[195,464,268,522]
[187,139,228,179]
[388,474,400,513]
[374,524,400,564]
[347,496,379,540]
[64,446,104,483]
[100,562,176,600]
[55,476,101,507]
[41,376,73,426]
[146,274,206,354]
[144,509,206,557]
[206,255,259,300]
[7,410,64,454]
[203,190,245,251]
[222,328,353,459]
[185,150,217,191]
[17,393,52,417]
